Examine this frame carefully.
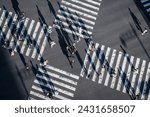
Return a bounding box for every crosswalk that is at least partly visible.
[29,64,79,100]
[80,43,150,100]
[140,0,150,16]
[0,8,53,60]
[53,0,102,39]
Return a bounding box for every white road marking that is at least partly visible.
[122,56,134,93]
[14,18,29,52]
[92,45,105,82]
[98,47,111,84]
[135,60,146,95]
[62,0,98,15]
[116,54,128,91]
[20,20,35,54]
[104,49,117,86]
[45,65,79,80]
[86,43,99,79]
[31,23,45,58]
[38,67,77,85]
[80,44,91,77]
[37,26,52,60]
[141,62,150,99]
[26,22,40,56]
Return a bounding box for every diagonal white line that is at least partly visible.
[0,12,13,40]
[5,14,18,40]
[141,62,150,100]
[60,5,97,20]
[80,44,91,77]
[33,81,74,97]
[98,47,111,84]
[86,43,99,79]
[135,60,146,95]
[36,74,76,91]
[116,54,128,91]
[104,49,117,86]
[110,51,123,89]
[37,26,52,60]
[20,20,35,54]
[68,0,100,11]
[38,67,77,85]
[62,0,98,15]
[92,45,105,82]
[14,18,30,52]
[45,65,79,80]
[0,10,6,27]
[58,9,95,25]
[122,56,134,93]
[83,0,101,6]
[56,15,93,30]
[26,22,41,57]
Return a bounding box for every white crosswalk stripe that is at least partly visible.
[104,49,117,86]
[141,62,150,99]
[98,47,111,84]
[122,56,134,93]
[135,60,146,95]
[92,45,105,82]
[29,65,79,100]
[0,11,13,41]
[26,22,41,56]
[5,14,18,40]
[110,51,123,89]
[0,8,53,60]
[14,18,30,52]
[30,23,45,58]
[86,43,99,79]
[140,0,150,15]
[54,0,102,40]
[80,42,150,100]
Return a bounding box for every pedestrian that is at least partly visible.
[40,59,48,67]
[27,35,33,48]
[19,34,24,41]
[46,91,53,99]
[44,60,48,66]
[25,64,29,70]
[70,59,75,68]
[141,28,148,36]
[131,66,138,72]
[50,41,56,48]
[89,42,95,52]
[10,48,15,56]
[18,11,25,22]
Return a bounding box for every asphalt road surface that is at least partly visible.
[0,0,150,100]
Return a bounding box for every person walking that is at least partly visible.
[40,59,48,67]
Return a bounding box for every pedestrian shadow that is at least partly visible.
[36,5,48,26]
[138,79,150,97]
[129,22,150,59]
[18,53,27,67]
[15,65,29,99]
[133,0,150,28]
[30,60,38,76]
[11,0,22,17]
[46,0,57,18]
[119,28,137,48]
[128,8,143,33]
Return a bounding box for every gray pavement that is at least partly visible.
[0,0,150,100]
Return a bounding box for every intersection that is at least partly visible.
[0,0,150,100]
